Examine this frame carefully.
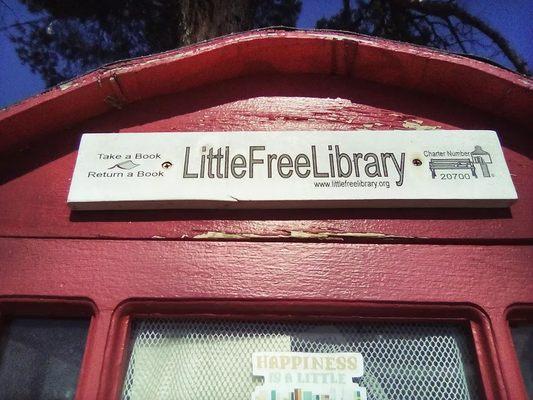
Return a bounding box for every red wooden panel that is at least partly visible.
[504,306,533,400]
[0,30,531,400]
[1,238,531,311]
[0,75,531,241]
[0,238,531,399]
[1,30,531,154]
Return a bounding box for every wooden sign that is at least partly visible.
[67,131,517,210]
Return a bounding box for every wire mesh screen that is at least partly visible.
[121,319,482,400]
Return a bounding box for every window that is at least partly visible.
[0,317,90,400]
[121,319,482,400]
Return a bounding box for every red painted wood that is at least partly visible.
[1,239,530,313]
[0,75,531,241]
[0,30,532,400]
[1,30,531,154]
[491,312,530,400]
[503,306,533,399]
[0,238,531,399]
[76,310,113,400]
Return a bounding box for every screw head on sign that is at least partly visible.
[162,161,173,169]
[412,159,422,166]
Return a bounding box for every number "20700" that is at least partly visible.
[440,173,471,180]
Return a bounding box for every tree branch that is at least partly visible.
[445,17,467,53]
[393,0,530,75]
[0,17,48,32]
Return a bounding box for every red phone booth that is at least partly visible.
[0,30,532,400]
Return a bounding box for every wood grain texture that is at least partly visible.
[0,75,531,241]
[1,238,531,310]
[1,238,532,399]
[0,30,532,399]
[1,31,531,240]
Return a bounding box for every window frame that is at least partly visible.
[0,297,96,400]
[100,300,500,400]
[506,304,533,399]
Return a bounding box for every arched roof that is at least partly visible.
[0,29,531,153]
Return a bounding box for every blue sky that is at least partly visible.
[296,0,533,71]
[1,0,532,108]
[1,0,47,107]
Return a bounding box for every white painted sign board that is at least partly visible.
[67,131,517,210]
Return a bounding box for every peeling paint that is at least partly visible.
[193,232,243,240]
[58,81,78,91]
[360,122,384,129]
[109,75,127,103]
[402,119,441,130]
[191,230,401,241]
